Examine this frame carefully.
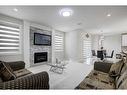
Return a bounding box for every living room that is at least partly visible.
[0,6,127,90]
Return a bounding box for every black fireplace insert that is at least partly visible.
[34,52,48,63]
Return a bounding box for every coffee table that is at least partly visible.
[49,61,68,74]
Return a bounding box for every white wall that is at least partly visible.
[65,31,97,62]
[65,31,91,62]
[0,14,23,62]
[103,34,121,58]
[91,35,99,51]
[23,21,30,67]
[65,31,80,61]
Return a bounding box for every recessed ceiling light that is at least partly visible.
[59,8,73,17]
[107,14,111,17]
[13,8,18,12]
[62,11,71,17]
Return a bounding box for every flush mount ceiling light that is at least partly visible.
[13,8,18,12]
[107,13,111,17]
[59,8,73,17]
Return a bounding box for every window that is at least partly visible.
[83,38,92,59]
[0,21,21,54]
[55,32,64,51]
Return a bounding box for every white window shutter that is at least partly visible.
[83,40,91,59]
[0,22,21,54]
[55,32,64,51]
[82,33,92,60]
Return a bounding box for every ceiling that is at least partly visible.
[0,6,127,35]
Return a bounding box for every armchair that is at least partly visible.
[0,61,49,89]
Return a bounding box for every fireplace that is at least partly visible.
[34,52,48,63]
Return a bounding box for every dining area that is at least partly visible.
[90,48,123,65]
[91,47,115,60]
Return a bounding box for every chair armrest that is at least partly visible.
[94,61,113,73]
[0,71,49,89]
[5,61,25,71]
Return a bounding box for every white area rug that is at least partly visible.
[27,61,93,89]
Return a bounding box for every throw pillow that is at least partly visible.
[13,69,32,78]
[0,61,16,82]
[109,60,124,77]
[116,69,127,89]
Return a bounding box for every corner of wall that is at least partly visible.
[23,21,30,68]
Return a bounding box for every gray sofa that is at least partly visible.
[0,61,49,89]
[76,59,127,89]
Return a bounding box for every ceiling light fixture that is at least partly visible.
[107,13,111,17]
[59,8,73,17]
[86,33,89,38]
[13,8,18,12]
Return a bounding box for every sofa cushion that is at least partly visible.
[5,61,25,71]
[76,76,115,89]
[13,69,32,78]
[76,70,115,89]
[94,61,112,73]
[0,61,16,82]
[88,70,114,83]
[109,60,124,77]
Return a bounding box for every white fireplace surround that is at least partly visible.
[29,26,52,67]
[23,21,53,68]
